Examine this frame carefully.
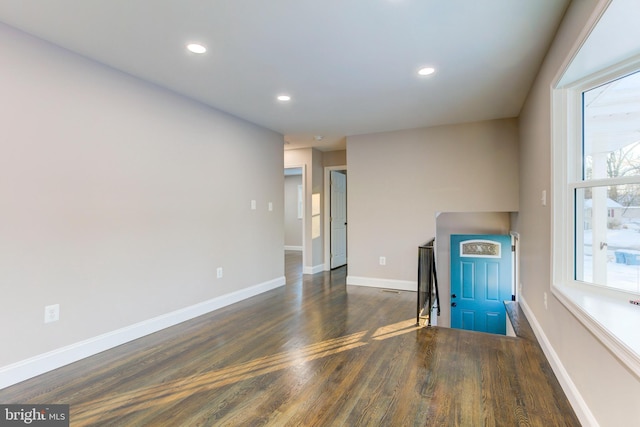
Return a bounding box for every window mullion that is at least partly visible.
[570,176,640,188]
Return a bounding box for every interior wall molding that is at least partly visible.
[303,264,325,275]
[519,297,598,427]
[346,276,416,292]
[0,276,286,390]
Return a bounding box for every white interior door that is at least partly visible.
[330,171,347,268]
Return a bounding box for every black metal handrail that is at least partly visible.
[416,238,440,326]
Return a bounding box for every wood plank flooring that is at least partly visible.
[0,251,580,426]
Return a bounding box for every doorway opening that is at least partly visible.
[435,211,518,331]
[285,167,304,276]
[324,166,348,270]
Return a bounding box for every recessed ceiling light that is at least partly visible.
[277,95,291,102]
[418,67,436,76]
[186,43,207,54]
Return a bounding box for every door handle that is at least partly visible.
[451,294,457,298]
[451,302,457,307]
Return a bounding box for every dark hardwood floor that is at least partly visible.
[0,250,580,426]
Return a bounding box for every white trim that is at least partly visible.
[552,52,640,378]
[552,284,640,378]
[284,245,303,251]
[572,174,640,188]
[285,164,306,272]
[519,297,599,427]
[510,231,520,301]
[346,275,416,292]
[0,276,286,390]
[324,165,348,271]
[303,264,325,275]
[553,0,612,88]
[297,184,303,219]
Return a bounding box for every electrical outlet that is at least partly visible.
[251,200,257,210]
[217,267,223,279]
[268,202,273,211]
[379,256,386,266]
[44,304,60,323]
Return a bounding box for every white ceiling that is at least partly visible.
[0,0,570,151]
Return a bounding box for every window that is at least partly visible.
[550,0,640,381]
[575,70,640,294]
[552,58,640,378]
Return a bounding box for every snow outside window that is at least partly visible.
[575,70,640,294]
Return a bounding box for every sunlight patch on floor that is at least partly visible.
[71,330,369,424]
[372,318,422,340]
[71,318,420,424]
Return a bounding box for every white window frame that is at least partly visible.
[552,56,640,378]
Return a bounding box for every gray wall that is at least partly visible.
[0,23,284,367]
[323,150,347,168]
[517,0,640,425]
[346,119,519,288]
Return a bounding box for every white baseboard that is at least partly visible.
[303,264,324,275]
[346,276,416,292]
[284,245,303,251]
[0,276,286,390]
[519,297,599,427]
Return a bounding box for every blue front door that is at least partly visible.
[450,234,512,335]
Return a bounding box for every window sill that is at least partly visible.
[553,283,640,379]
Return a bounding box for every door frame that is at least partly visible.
[324,165,348,271]
[450,233,515,334]
[510,231,520,301]
[285,165,306,270]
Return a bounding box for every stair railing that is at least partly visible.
[416,238,440,326]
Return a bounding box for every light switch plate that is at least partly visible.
[44,304,60,323]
